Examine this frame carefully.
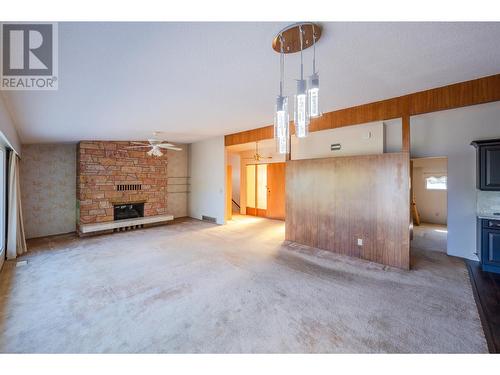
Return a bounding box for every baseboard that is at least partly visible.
[26,231,77,241]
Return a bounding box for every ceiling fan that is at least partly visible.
[243,142,273,162]
[125,132,182,157]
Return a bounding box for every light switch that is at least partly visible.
[357,239,363,246]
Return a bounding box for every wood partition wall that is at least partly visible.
[225,73,499,269]
[286,153,410,269]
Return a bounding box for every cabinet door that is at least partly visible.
[482,229,500,265]
[480,145,500,190]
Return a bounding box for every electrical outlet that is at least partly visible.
[357,238,363,246]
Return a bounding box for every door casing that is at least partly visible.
[245,162,285,220]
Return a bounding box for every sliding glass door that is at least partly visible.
[0,146,5,270]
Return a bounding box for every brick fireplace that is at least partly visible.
[76,141,168,230]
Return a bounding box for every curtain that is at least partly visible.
[6,152,27,259]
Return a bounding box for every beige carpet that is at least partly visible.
[0,215,487,353]
[412,223,448,253]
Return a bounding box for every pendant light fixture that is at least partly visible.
[272,22,322,149]
[294,24,309,138]
[274,34,289,154]
[308,24,320,118]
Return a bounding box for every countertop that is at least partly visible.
[478,214,500,220]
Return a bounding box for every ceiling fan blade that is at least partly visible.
[157,143,175,148]
[130,142,149,145]
[162,146,182,151]
[125,145,152,149]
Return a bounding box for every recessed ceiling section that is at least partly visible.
[3,22,500,144]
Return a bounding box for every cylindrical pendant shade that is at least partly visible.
[274,95,289,154]
[294,79,309,138]
[308,72,320,118]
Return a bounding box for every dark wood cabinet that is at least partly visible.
[479,218,500,274]
[472,139,500,191]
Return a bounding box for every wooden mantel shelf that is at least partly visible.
[79,214,174,234]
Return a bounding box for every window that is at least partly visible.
[426,175,447,190]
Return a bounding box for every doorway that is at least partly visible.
[245,162,286,220]
[246,164,267,217]
[410,157,448,253]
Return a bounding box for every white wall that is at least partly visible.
[188,136,226,224]
[386,101,500,260]
[412,157,448,225]
[0,95,21,155]
[292,121,384,160]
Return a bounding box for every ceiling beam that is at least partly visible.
[225,73,500,147]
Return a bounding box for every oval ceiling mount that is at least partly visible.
[272,22,322,54]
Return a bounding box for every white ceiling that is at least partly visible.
[4,22,500,144]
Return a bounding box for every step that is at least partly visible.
[79,214,174,234]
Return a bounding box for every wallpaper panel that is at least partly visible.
[20,144,76,239]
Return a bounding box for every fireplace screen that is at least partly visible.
[113,203,144,221]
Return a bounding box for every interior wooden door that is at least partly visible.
[266,162,286,220]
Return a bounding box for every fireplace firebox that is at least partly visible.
[113,203,145,221]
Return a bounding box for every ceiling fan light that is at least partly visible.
[147,146,163,157]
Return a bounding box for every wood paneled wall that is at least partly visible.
[285,153,410,269]
[225,74,500,146]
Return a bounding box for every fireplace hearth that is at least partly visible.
[113,203,145,221]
